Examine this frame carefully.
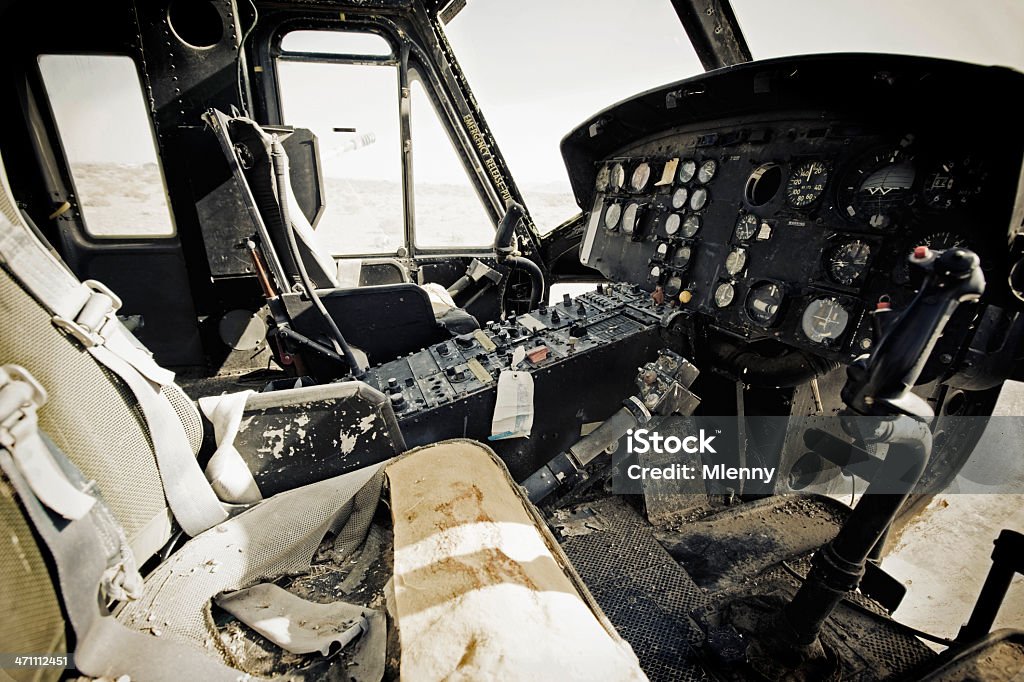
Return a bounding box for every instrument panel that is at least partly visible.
[564,55,1024,364]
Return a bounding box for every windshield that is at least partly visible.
[444,1,1023,235]
[443,0,701,233]
[731,0,1024,71]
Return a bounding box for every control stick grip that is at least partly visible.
[843,247,984,416]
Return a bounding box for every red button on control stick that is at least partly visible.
[913,245,929,259]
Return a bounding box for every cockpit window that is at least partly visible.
[730,0,1024,71]
[37,54,176,239]
[277,31,405,256]
[409,75,494,249]
[442,0,702,234]
[280,30,393,58]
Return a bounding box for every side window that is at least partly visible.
[410,75,493,249]
[37,54,176,238]
[277,31,404,256]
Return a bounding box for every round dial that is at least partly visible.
[698,159,718,184]
[664,276,683,298]
[801,298,850,343]
[920,230,967,251]
[682,214,701,238]
[650,265,662,279]
[604,203,621,230]
[922,159,986,210]
[673,245,692,268]
[746,282,783,326]
[714,282,735,308]
[671,187,689,209]
[664,213,681,236]
[826,239,872,287]
[622,203,640,235]
[609,163,626,191]
[678,159,697,183]
[595,165,610,192]
[786,161,830,207]
[725,248,747,276]
[839,147,916,229]
[690,187,709,211]
[631,162,651,192]
[734,213,758,241]
[655,243,669,259]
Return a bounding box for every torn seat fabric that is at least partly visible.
[386,440,648,681]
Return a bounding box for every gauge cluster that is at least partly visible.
[567,56,1023,363]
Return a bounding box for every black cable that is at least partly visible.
[236,0,258,117]
[780,561,956,647]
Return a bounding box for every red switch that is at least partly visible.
[913,245,929,259]
[527,346,550,364]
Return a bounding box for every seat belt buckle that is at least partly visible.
[0,364,47,449]
[51,279,123,347]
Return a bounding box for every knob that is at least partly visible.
[386,377,399,392]
[562,293,572,308]
[576,302,587,316]
[551,309,560,324]
[539,301,548,315]
[455,334,474,348]
[389,391,406,408]
[438,343,450,356]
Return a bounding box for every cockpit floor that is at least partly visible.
[554,495,935,681]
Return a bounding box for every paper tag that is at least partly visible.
[489,370,534,440]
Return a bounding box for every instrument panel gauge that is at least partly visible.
[786,161,830,207]
[671,187,689,209]
[734,213,758,241]
[745,282,783,326]
[922,159,987,210]
[603,203,621,230]
[631,162,652,192]
[595,165,610,192]
[682,215,701,238]
[714,282,735,308]
[622,203,640,235]
[664,213,681,236]
[920,230,967,251]
[839,147,916,229]
[725,248,747,276]
[655,242,670,259]
[672,245,692,268]
[826,239,872,287]
[697,159,718,184]
[650,265,662,280]
[690,187,709,211]
[678,159,697,183]
[664,276,684,298]
[609,163,626,191]
[801,297,850,343]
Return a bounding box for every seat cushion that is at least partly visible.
[386,440,647,681]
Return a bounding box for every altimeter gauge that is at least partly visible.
[826,239,872,286]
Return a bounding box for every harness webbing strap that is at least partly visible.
[0,443,265,682]
[0,365,95,521]
[0,157,226,535]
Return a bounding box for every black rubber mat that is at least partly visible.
[555,495,936,682]
[558,497,710,681]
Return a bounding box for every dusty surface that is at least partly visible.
[883,380,1024,646]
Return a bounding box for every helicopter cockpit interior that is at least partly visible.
[1,1,1023,680]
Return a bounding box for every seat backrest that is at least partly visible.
[0,157,203,565]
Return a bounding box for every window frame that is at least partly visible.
[265,20,502,259]
[35,52,178,241]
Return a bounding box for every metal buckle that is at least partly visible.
[51,279,123,347]
[0,365,47,449]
